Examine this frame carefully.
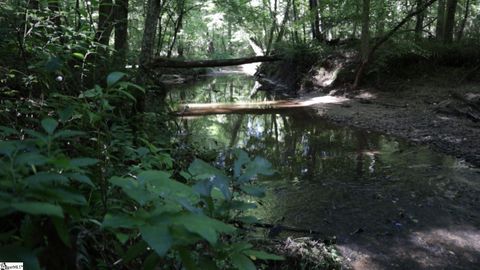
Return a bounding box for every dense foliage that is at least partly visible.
[1,0,479,269]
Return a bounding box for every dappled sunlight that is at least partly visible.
[336,226,480,269]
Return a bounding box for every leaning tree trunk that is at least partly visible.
[353,0,438,89]
[456,0,471,41]
[443,0,458,43]
[167,0,185,58]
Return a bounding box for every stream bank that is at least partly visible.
[257,53,480,167]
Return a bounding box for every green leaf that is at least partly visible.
[59,106,74,122]
[41,118,58,135]
[80,86,102,98]
[70,158,99,167]
[72,52,84,60]
[123,241,148,263]
[231,253,256,270]
[243,250,284,261]
[179,248,198,270]
[138,170,195,200]
[26,172,69,185]
[173,213,235,244]
[240,186,266,198]
[52,217,71,247]
[143,252,161,270]
[53,130,85,139]
[233,149,250,178]
[107,71,126,87]
[15,153,47,166]
[188,159,232,200]
[109,176,155,206]
[103,213,144,229]
[140,224,172,257]
[65,173,94,186]
[238,157,275,183]
[0,141,16,157]
[12,201,63,217]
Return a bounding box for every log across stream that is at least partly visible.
[173,95,348,116]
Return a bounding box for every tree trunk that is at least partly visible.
[443,0,458,43]
[137,0,162,112]
[360,0,370,62]
[415,0,426,40]
[456,0,471,41]
[292,0,300,43]
[375,0,386,37]
[275,0,292,44]
[96,0,115,45]
[114,0,129,67]
[436,0,446,39]
[309,0,322,41]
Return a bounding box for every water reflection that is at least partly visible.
[173,75,480,269]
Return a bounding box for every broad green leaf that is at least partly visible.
[52,217,71,247]
[173,213,235,244]
[26,172,69,185]
[12,201,63,217]
[41,118,58,135]
[103,213,144,229]
[178,248,198,270]
[231,253,256,270]
[107,71,126,87]
[143,252,161,270]
[140,224,172,256]
[0,141,16,157]
[109,176,155,205]
[70,158,99,167]
[138,170,196,200]
[238,157,275,183]
[80,87,102,98]
[65,173,94,186]
[233,149,250,178]
[59,106,74,122]
[115,89,136,102]
[14,153,47,166]
[123,241,148,263]
[243,250,284,261]
[188,159,232,199]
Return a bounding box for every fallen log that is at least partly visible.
[148,55,282,69]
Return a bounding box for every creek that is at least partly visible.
[166,74,480,269]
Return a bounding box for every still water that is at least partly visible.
[168,74,480,269]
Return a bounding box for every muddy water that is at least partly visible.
[170,75,480,269]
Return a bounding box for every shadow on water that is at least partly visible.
[170,74,480,269]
